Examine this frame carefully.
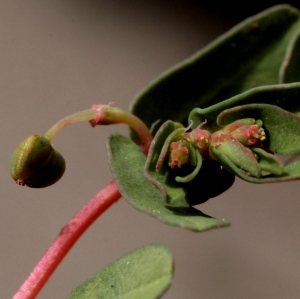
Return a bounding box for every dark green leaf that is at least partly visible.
[130,5,300,142]
[65,244,173,299]
[107,133,230,232]
[188,83,300,132]
[279,28,300,83]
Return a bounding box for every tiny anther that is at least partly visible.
[260,130,266,141]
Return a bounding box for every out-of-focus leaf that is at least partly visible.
[65,244,173,299]
[130,5,300,143]
[107,134,230,232]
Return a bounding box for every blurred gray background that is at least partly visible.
[1,1,300,298]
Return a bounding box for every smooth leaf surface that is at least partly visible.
[107,133,230,232]
[130,5,300,143]
[65,244,173,299]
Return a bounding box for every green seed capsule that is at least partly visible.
[10,134,65,188]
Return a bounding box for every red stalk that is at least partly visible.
[12,180,121,299]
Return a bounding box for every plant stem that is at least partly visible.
[12,180,121,299]
[44,105,152,154]
[90,105,152,154]
[44,109,97,141]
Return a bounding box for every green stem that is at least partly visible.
[44,109,96,141]
[96,105,152,154]
[44,105,152,154]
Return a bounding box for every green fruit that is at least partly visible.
[10,134,65,188]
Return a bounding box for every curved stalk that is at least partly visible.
[44,109,97,141]
[44,105,152,154]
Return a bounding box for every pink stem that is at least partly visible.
[12,180,121,299]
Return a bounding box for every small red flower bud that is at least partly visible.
[231,124,266,146]
[182,129,211,150]
[168,141,189,169]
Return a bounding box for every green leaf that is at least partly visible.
[107,133,230,232]
[130,5,300,142]
[211,147,300,183]
[252,147,284,175]
[279,27,300,83]
[65,244,173,299]
[216,138,261,177]
[284,160,300,176]
[188,83,300,132]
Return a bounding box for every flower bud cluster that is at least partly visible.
[211,119,265,147]
[158,118,282,183]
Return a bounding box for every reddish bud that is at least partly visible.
[231,124,266,145]
[182,129,211,150]
[168,141,189,169]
